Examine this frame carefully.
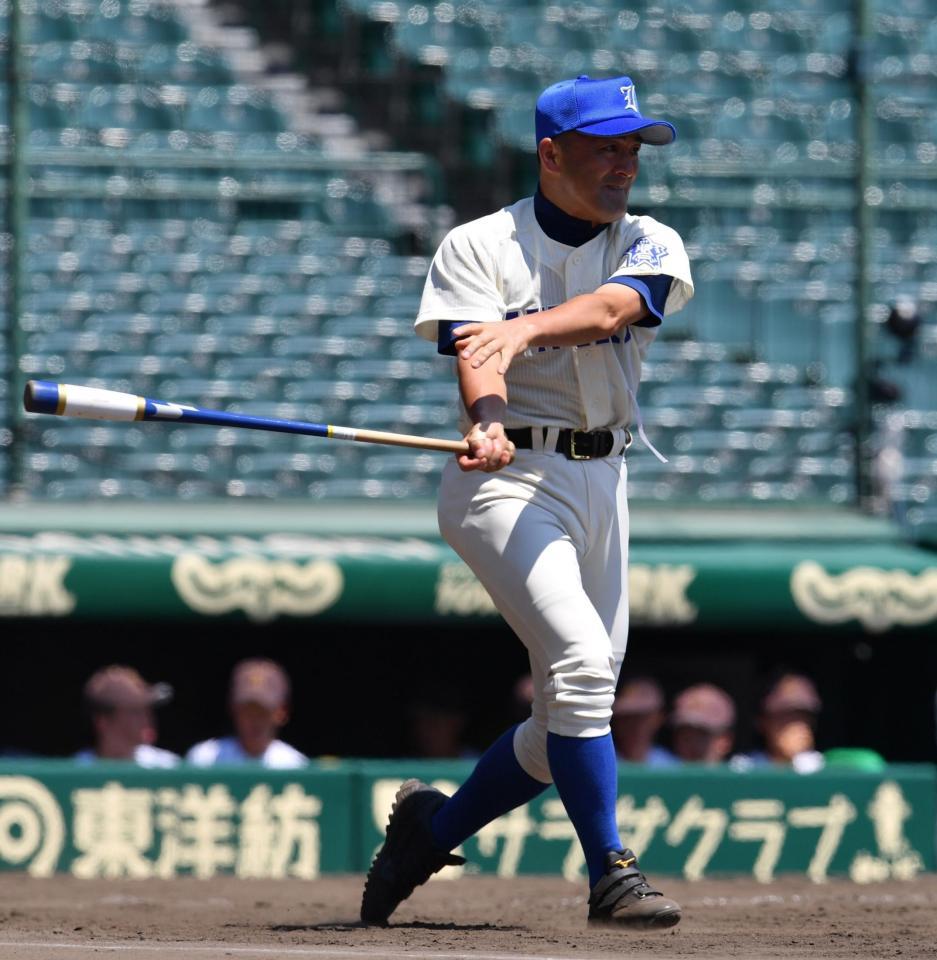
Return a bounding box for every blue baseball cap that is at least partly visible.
[535,75,676,146]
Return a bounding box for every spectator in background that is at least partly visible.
[187,659,306,768]
[670,683,735,764]
[611,677,677,766]
[75,665,178,767]
[736,673,824,774]
[409,685,472,759]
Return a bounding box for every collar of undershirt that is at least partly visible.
[534,187,609,247]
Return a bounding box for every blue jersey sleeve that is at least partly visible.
[437,320,462,356]
[603,274,673,327]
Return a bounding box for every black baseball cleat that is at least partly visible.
[587,849,682,929]
[360,778,466,926]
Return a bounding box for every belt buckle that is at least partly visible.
[569,430,595,460]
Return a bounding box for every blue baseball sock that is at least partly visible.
[431,725,549,852]
[547,731,622,887]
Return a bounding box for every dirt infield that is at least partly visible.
[0,874,935,960]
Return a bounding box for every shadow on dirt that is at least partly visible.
[272,921,525,932]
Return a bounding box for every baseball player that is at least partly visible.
[361,75,693,929]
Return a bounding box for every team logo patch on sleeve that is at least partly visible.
[621,237,668,270]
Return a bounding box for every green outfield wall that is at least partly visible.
[0,531,935,633]
[1,503,933,632]
[0,761,932,883]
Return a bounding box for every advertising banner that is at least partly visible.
[0,761,932,883]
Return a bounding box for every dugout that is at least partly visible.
[0,500,934,765]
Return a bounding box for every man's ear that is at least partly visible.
[538,136,561,174]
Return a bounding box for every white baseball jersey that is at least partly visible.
[74,745,180,768]
[186,736,307,769]
[415,196,694,433]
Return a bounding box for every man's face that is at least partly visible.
[544,131,642,223]
[672,724,732,764]
[411,705,467,759]
[611,710,664,757]
[761,709,816,761]
[96,702,155,756]
[233,700,285,754]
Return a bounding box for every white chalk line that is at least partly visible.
[682,890,937,908]
[0,941,669,960]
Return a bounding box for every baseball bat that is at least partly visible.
[23,380,470,455]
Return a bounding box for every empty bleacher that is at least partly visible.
[2,0,454,500]
[0,0,933,524]
[328,0,936,518]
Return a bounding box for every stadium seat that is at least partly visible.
[185,86,285,135]
[136,43,234,85]
[394,11,491,67]
[28,41,125,83]
[23,6,77,43]
[83,5,188,45]
[73,83,173,148]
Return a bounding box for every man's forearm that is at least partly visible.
[452,284,650,377]
[458,355,507,425]
[520,286,647,348]
[455,352,514,473]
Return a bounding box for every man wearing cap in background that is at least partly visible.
[186,658,306,769]
[408,683,473,760]
[611,677,677,766]
[75,665,178,767]
[734,673,824,774]
[363,73,693,930]
[670,683,735,765]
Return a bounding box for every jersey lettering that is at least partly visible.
[505,305,631,351]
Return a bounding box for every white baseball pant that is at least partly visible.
[437,431,630,784]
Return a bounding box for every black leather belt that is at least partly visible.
[506,427,626,460]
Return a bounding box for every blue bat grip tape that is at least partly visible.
[24,380,61,414]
